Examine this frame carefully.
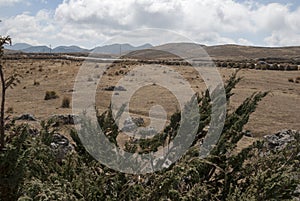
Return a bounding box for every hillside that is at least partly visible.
[123,43,300,61]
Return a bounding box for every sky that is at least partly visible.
[0,0,300,48]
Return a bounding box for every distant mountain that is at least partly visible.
[4,43,153,54]
[92,43,153,55]
[205,44,300,60]
[124,43,300,61]
[22,46,51,53]
[4,43,32,51]
[52,46,89,53]
[125,43,207,59]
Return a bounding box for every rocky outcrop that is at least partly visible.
[263,129,299,152]
[264,129,300,200]
[16,114,37,121]
[122,117,145,132]
[50,133,74,162]
[104,85,126,91]
[50,114,80,126]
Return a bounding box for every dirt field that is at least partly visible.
[3,58,300,137]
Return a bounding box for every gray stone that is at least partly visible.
[16,114,37,121]
[263,129,298,152]
[50,133,74,162]
[104,85,126,91]
[122,117,145,132]
[50,114,80,126]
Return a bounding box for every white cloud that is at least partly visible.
[1,10,56,46]
[1,0,300,47]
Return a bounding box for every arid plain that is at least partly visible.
[3,57,300,138]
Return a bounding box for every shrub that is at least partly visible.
[288,78,294,83]
[221,62,228,67]
[61,97,70,108]
[33,80,40,86]
[44,91,59,100]
[6,107,13,114]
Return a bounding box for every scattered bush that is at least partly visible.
[61,97,71,108]
[6,107,13,114]
[44,91,59,100]
[288,78,294,83]
[33,80,40,86]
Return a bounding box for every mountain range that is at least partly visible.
[4,42,300,61]
[4,43,153,55]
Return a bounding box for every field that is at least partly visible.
[3,58,300,137]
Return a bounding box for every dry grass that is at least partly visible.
[2,58,300,137]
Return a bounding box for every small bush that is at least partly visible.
[6,107,13,114]
[33,80,40,86]
[288,78,294,83]
[44,91,59,100]
[61,97,70,108]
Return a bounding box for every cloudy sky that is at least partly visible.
[0,0,300,48]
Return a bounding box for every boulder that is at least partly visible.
[263,129,299,152]
[104,85,126,91]
[50,114,80,126]
[16,114,37,121]
[50,133,74,162]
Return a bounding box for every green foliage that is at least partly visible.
[96,104,119,146]
[0,72,299,201]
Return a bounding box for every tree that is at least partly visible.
[0,35,21,150]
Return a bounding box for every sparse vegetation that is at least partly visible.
[33,79,40,86]
[44,91,59,100]
[0,72,298,200]
[61,96,70,108]
[288,78,294,83]
[6,107,13,114]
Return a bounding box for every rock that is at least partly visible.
[122,117,137,132]
[263,129,298,152]
[16,114,37,121]
[122,117,145,132]
[242,130,253,137]
[50,114,80,126]
[50,133,74,162]
[138,127,157,137]
[132,117,144,127]
[104,85,126,91]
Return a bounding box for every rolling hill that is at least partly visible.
[124,43,300,61]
